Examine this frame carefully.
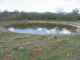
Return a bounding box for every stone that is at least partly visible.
[27,42,31,45]
[19,47,24,50]
[53,35,58,39]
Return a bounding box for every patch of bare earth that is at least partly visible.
[2,53,13,60]
[30,56,36,60]
[44,46,51,50]
[33,47,45,55]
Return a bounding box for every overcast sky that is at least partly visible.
[0,0,80,12]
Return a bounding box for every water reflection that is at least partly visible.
[7,23,78,34]
[8,27,72,34]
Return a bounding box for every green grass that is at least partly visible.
[0,20,80,60]
[0,31,80,60]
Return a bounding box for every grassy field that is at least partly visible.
[0,21,80,60]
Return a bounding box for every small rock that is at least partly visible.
[12,51,13,53]
[1,51,4,53]
[53,35,58,39]
[27,42,31,45]
[19,47,24,50]
[1,51,6,54]
[67,55,69,57]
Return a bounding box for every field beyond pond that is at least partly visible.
[0,21,80,60]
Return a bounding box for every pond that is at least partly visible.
[6,23,78,34]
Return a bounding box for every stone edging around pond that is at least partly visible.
[0,21,80,33]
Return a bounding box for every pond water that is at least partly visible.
[6,23,78,34]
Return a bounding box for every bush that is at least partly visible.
[0,11,80,21]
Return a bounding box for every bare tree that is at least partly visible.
[72,8,79,14]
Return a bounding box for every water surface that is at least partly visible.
[6,23,78,34]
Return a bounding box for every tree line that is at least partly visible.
[0,8,80,21]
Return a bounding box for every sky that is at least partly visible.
[0,0,80,12]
